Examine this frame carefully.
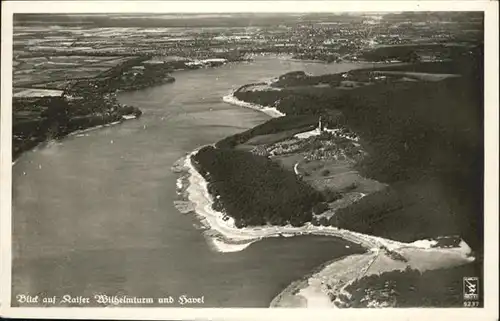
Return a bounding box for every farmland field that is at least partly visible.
[13,54,137,87]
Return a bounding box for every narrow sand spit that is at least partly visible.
[277,240,475,308]
[175,151,476,259]
[173,149,475,307]
[171,87,476,307]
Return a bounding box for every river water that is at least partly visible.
[12,57,370,307]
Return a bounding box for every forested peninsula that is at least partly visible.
[187,44,484,307]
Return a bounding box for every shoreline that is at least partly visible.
[173,150,464,252]
[172,151,260,252]
[269,253,356,308]
[173,149,475,307]
[12,114,139,165]
[12,53,234,163]
[222,88,285,118]
[172,82,477,307]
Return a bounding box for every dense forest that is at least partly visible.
[271,71,344,88]
[234,86,345,116]
[223,46,483,253]
[343,263,483,307]
[192,146,324,227]
[359,43,475,62]
[12,95,141,160]
[197,45,485,266]
[330,53,483,251]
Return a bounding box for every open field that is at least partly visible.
[244,128,305,146]
[370,70,461,82]
[272,153,305,172]
[14,66,110,86]
[13,88,64,98]
[13,55,138,87]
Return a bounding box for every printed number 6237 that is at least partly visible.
[463,301,479,307]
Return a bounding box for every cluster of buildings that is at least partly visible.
[248,116,362,164]
[266,138,304,157]
[250,132,361,166]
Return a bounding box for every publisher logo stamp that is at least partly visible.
[463,277,479,300]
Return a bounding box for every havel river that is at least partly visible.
[12,57,375,307]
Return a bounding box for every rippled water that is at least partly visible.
[12,57,370,307]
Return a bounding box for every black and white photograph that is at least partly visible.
[1,1,498,320]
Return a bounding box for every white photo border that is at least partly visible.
[1,1,498,320]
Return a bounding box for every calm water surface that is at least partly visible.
[12,57,369,307]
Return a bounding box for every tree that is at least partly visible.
[321,169,331,176]
[313,202,329,215]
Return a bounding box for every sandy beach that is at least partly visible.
[174,151,475,306]
[171,89,477,308]
[175,150,477,253]
[222,90,285,118]
[177,151,393,249]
